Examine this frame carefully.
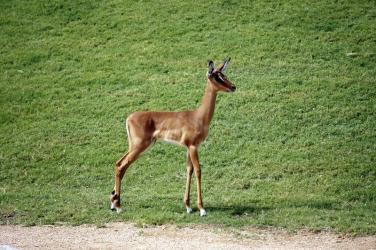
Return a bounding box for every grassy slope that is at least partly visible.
[1,0,375,234]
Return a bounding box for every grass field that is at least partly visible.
[1,0,375,235]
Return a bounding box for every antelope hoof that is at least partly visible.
[110,202,122,213]
[186,207,193,214]
[110,203,122,213]
[110,191,122,213]
[199,208,207,217]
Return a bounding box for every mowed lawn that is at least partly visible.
[1,0,375,234]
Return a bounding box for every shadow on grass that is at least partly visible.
[205,205,272,216]
[205,198,339,216]
[280,199,339,211]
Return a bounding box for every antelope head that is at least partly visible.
[207,58,236,92]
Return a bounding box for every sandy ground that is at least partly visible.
[1,223,375,250]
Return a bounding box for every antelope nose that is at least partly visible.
[230,86,236,92]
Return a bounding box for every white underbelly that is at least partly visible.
[153,129,185,146]
[161,138,185,146]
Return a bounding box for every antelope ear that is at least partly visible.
[207,60,215,77]
[219,57,231,72]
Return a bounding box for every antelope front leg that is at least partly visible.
[184,151,194,214]
[189,146,206,216]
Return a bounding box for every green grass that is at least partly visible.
[1,0,375,235]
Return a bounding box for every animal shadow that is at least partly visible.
[205,204,271,217]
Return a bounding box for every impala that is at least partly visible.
[111,58,236,216]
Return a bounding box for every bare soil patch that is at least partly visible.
[1,223,375,250]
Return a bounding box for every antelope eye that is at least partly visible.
[213,73,226,84]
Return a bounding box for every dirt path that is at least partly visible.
[1,223,375,250]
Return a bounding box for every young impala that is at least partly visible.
[111,58,236,216]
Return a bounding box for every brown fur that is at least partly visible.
[111,60,236,214]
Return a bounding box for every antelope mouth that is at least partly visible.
[229,86,236,92]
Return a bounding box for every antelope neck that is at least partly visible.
[197,81,218,125]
